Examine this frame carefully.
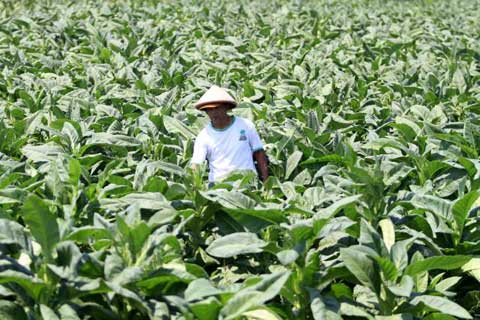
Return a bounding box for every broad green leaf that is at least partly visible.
[69,158,82,186]
[66,226,112,243]
[410,295,472,319]
[423,314,456,320]
[311,297,342,320]
[285,150,302,179]
[340,302,373,318]
[40,305,60,320]
[411,195,452,220]
[379,218,395,252]
[185,279,223,302]
[375,315,412,320]
[340,247,379,292]
[404,255,471,276]
[375,257,398,282]
[206,232,267,258]
[452,191,480,238]
[435,276,461,292]
[190,297,222,320]
[0,270,46,300]
[315,195,362,219]
[221,272,290,320]
[242,307,282,320]
[461,258,480,282]
[22,195,59,260]
[0,300,27,320]
[100,192,171,211]
[58,304,81,320]
[221,291,262,320]
[163,115,197,139]
[21,143,65,162]
[391,240,413,272]
[200,190,256,209]
[0,219,29,250]
[223,207,288,226]
[387,276,413,297]
[276,249,299,265]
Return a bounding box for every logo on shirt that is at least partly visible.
[239,129,247,141]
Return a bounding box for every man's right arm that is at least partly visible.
[190,133,207,168]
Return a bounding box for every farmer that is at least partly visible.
[190,85,269,185]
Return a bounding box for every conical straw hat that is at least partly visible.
[194,85,237,110]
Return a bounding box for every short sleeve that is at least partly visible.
[191,133,208,164]
[246,121,264,152]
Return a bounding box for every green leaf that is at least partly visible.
[0,219,29,250]
[411,195,452,220]
[452,191,480,238]
[311,297,342,320]
[22,195,59,260]
[58,304,81,320]
[163,115,197,139]
[375,257,398,282]
[461,258,480,282]
[276,249,299,265]
[100,192,171,211]
[66,226,112,243]
[221,272,290,320]
[387,276,413,297]
[410,295,472,319]
[221,291,262,319]
[0,300,28,320]
[315,195,362,219]
[423,314,456,320]
[0,270,46,301]
[391,240,413,272]
[185,279,223,302]
[206,232,267,258]
[404,255,471,276]
[375,315,413,320]
[241,307,283,320]
[190,297,222,320]
[69,158,82,186]
[223,207,288,226]
[200,190,256,209]
[340,247,379,292]
[40,305,60,320]
[435,276,461,292]
[379,218,395,252]
[285,150,303,179]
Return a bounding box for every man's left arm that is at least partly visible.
[253,149,269,182]
[247,121,269,182]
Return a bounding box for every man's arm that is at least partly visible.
[253,149,269,182]
[190,133,207,171]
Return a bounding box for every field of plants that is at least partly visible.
[1,0,480,319]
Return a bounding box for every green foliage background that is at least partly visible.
[1,0,480,319]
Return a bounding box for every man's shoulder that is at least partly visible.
[196,127,210,141]
[235,116,256,128]
[235,117,260,134]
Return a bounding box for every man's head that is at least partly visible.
[201,103,231,122]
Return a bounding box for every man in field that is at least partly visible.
[190,85,269,185]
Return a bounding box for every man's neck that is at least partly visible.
[211,115,233,129]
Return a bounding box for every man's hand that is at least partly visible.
[253,149,269,182]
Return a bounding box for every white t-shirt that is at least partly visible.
[191,116,264,182]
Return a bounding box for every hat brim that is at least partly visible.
[196,101,237,110]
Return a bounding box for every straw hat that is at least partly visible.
[194,85,237,110]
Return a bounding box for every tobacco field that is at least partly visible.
[1,0,480,319]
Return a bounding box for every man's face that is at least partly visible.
[204,104,229,122]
